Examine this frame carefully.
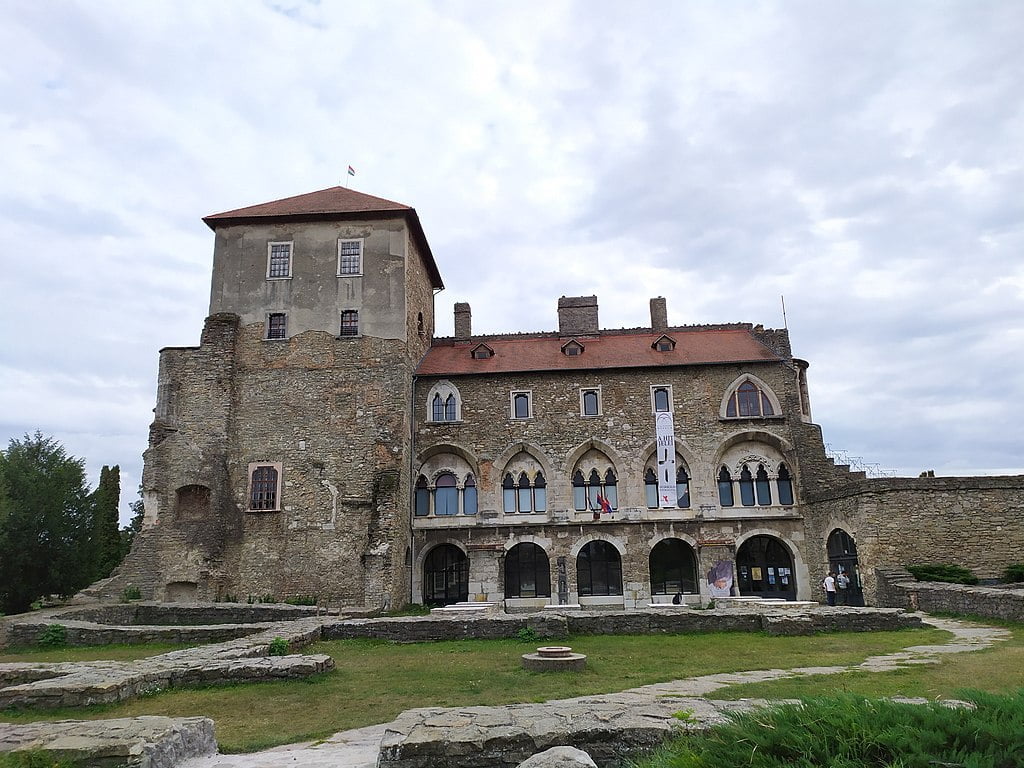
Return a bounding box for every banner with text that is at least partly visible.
[655,411,677,508]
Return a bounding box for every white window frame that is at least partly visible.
[247,461,283,512]
[265,312,287,340]
[510,390,533,420]
[266,241,293,280]
[337,238,364,277]
[651,384,673,413]
[580,386,602,417]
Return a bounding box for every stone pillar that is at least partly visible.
[454,303,472,340]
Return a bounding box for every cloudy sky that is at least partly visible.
[2,1,1022,524]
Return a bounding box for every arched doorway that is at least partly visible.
[649,539,698,597]
[577,540,622,596]
[736,535,796,600]
[827,529,864,606]
[505,543,551,599]
[423,544,469,606]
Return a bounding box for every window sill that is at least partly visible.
[266,276,292,281]
[719,415,785,422]
[264,337,289,342]
[247,507,281,514]
[427,419,464,425]
[336,273,363,278]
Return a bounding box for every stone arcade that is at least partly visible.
[106,186,1024,610]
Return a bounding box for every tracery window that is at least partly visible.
[724,379,777,418]
[739,464,756,506]
[426,381,462,423]
[777,463,794,505]
[502,471,546,513]
[755,464,772,505]
[573,468,617,511]
[414,471,478,517]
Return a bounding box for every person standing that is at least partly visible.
[823,571,837,606]
[836,570,850,605]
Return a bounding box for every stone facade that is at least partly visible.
[107,186,1024,611]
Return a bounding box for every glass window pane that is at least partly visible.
[583,390,598,415]
[654,388,670,412]
[503,488,516,513]
[534,486,547,512]
[463,483,477,515]
[718,467,734,507]
[739,466,755,506]
[514,393,529,418]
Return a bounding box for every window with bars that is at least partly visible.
[338,239,363,275]
[249,464,280,511]
[340,310,359,337]
[266,313,287,340]
[267,243,292,279]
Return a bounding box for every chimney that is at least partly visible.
[454,302,472,340]
[650,297,668,332]
[558,295,599,336]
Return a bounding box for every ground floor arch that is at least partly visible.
[649,538,698,596]
[736,534,796,600]
[577,540,622,597]
[504,542,551,598]
[827,528,864,606]
[422,543,469,606]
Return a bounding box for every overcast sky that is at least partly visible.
[2,1,1022,525]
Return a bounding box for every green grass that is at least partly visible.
[632,691,1024,768]
[0,628,944,753]
[706,619,1024,702]
[0,642,196,663]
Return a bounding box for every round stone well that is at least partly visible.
[521,645,587,672]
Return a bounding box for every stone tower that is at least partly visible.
[114,187,443,609]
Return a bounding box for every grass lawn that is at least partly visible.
[0,628,946,753]
[706,618,1024,702]
[0,643,196,663]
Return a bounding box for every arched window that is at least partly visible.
[503,473,516,513]
[517,472,533,513]
[739,465,755,506]
[676,466,690,508]
[572,470,587,511]
[725,379,777,418]
[423,544,468,606]
[431,394,445,422]
[777,463,794,506]
[534,472,547,512]
[434,473,458,516]
[588,469,602,510]
[250,465,278,510]
[415,475,430,516]
[718,466,734,507]
[427,381,461,422]
[463,475,477,515]
[649,539,697,595]
[644,467,658,509]
[577,540,622,596]
[504,543,551,598]
[755,464,772,505]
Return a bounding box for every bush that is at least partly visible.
[906,564,979,585]
[36,624,67,648]
[283,595,318,606]
[635,691,1024,768]
[516,627,540,643]
[268,637,289,656]
[120,584,142,602]
[1003,563,1024,583]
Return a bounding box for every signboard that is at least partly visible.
[655,412,677,508]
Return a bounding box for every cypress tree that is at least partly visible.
[91,464,122,580]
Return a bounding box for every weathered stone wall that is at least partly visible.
[877,571,1024,621]
[807,476,1024,602]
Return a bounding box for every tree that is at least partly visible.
[120,490,145,559]
[90,464,122,580]
[0,433,93,614]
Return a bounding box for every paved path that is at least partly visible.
[177,614,1009,768]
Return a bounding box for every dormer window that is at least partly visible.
[561,340,585,357]
[471,343,494,359]
[652,335,676,352]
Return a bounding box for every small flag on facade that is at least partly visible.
[347,166,356,176]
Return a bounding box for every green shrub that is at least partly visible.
[36,624,67,648]
[906,563,979,585]
[515,627,540,643]
[1003,563,1024,583]
[268,637,289,656]
[120,584,142,602]
[283,595,318,606]
[634,691,1024,768]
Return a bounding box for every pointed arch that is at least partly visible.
[719,374,783,419]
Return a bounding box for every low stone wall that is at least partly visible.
[0,716,215,768]
[323,607,920,642]
[59,602,321,626]
[877,570,1024,621]
[5,619,275,648]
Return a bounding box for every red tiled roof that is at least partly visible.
[203,186,411,223]
[202,186,443,290]
[417,328,781,376]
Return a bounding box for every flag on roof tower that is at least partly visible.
[347,165,356,176]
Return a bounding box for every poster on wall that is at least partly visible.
[707,560,734,597]
[655,412,677,508]
[751,567,763,581]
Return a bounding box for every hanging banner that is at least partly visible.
[655,411,677,508]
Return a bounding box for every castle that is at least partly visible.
[110,186,1024,609]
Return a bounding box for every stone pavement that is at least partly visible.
[173,613,1008,768]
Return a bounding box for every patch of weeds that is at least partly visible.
[268,637,289,656]
[36,624,67,648]
[0,750,76,768]
[516,627,540,643]
[284,595,318,606]
[120,584,142,602]
[672,708,696,723]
